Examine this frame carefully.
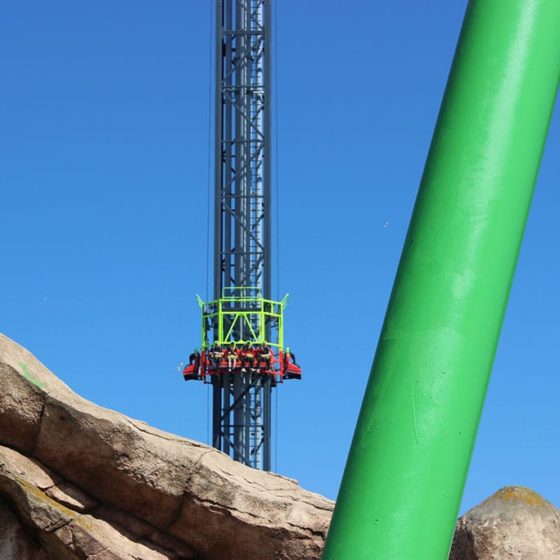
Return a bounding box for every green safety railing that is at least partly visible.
[197,287,289,351]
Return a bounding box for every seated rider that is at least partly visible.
[258,344,272,369]
[237,343,247,369]
[189,349,201,371]
[283,347,298,371]
[243,344,256,369]
[227,344,238,371]
[209,342,223,371]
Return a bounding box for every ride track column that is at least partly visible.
[323,1,560,558]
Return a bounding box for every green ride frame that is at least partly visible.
[197,287,288,351]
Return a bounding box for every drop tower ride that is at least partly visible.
[182,0,301,471]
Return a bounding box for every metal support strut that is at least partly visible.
[323,1,560,557]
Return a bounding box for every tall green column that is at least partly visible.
[323,1,560,559]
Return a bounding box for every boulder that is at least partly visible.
[450,486,560,560]
[0,333,333,559]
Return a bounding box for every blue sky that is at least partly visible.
[1,1,559,515]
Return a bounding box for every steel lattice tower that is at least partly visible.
[183,0,300,472]
[213,0,272,470]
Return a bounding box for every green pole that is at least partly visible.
[323,1,560,559]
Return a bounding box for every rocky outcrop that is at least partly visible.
[3,333,560,559]
[0,333,333,559]
[450,486,560,560]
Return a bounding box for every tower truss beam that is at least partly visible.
[213,0,272,470]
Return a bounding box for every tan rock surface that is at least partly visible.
[0,333,333,559]
[5,333,560,559]
[450,486,560,560]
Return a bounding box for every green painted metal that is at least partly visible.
[197,287,289,350]
[323,2,560,559]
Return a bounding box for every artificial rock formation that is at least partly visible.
[0,333,333,559]
[450,486,560,560]
[2,332,560,559]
